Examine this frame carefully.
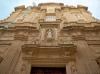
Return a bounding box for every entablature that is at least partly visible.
[22,43,77,64]
[63,21,100,27]
[23,56,75,65]
[13,26,38,31]
[22,43,77,56]
[62,25,100,31]
[0,22,39,29]
[0,26,39,32]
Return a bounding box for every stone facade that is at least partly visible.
[0,2,100,74]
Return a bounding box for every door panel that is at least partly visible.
[31,67,66,74]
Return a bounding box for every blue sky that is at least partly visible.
[0,0,100,20]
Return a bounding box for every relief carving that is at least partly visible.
[47,29,53,38]
[21,64,26,72]
[46,29,54,40]
[70,62,77,74]
[59,36,72,44]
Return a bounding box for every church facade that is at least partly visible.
[0,3,100,74]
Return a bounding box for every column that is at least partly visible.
[66,63,71,74]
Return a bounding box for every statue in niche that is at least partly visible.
[46,29,53,39]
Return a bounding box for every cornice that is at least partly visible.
[14,5,25,11]
[86,40,100,45]
[63,21,100,28]
[61,5,88,11]
[0,26,39,32]
[0,22,38,28]
[0,21,37,24]
[77,5,88,10]
[64,21,100,24]
[62,26,100,31]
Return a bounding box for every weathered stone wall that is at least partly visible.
[0,2,100,74]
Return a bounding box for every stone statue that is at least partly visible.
[47,29,53,39]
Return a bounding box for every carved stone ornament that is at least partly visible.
[46,29,53,40]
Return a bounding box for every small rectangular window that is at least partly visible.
[45,16,56,22]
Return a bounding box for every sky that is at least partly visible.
[0,0,100,20]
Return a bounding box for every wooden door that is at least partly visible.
[31,67,66,74]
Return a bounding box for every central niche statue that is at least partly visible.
[46,29,53,39]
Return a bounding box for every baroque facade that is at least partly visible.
[0,3,100,74]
